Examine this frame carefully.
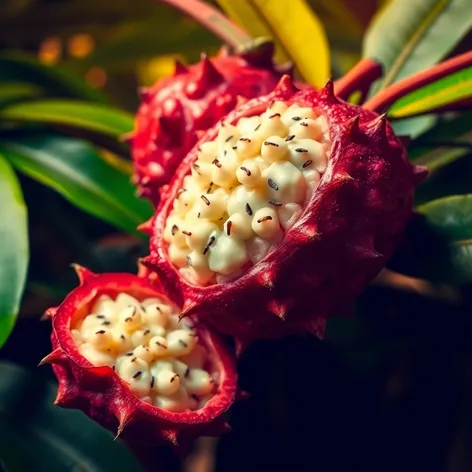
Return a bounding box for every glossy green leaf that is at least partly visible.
[0,82,41,108]
[0,53,108,103]
[0,100,134,140]
[0,155,28,349]
[391,115,438,139]
[0,133,152,235]
[409,111,472,171]
[216,0,330,87]
[0,362,144,472]
[389,194,472,283]
[363,0,472,94]
[390,67,472,118]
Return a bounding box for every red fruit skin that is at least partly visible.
[144,76,425,348]
[131,47,289,204]
[41,266,237,453]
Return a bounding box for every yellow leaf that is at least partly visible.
[217,0,330,87]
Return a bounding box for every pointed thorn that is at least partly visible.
[366,113,388,139]
[274,74,297,94]
[70,264,94,284]
[320,78,338,103]
[257,270,275,290]
[138,87,153,102]
[137,218,153,235]
[217,45,230,58]
[276,61,294,77]
[162,430,178,446]
[38,348,63,367]
[413,165,429,185]
[235,95,246,107]
[41,306,58,321]
[200,54,224,85]
[195,130,205,140]
[174,59,188,76]
[267,299,288,320]
[344,115,361,136]
[298,225,321,241]
[114,412,133,440]
[54,389,73,407]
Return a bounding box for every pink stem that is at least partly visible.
[158,0,252,49]
[334,58,383,102]
[364,51,472,113]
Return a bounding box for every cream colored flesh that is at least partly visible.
[164,101,331,286]
[73,293,215,412]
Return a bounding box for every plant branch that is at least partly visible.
[334,58,383,103]
[157,0,252,49]
[363,51,472,113]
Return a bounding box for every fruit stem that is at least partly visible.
[363,51,472,114]
[334,58,383,103]
[157,0,252,49]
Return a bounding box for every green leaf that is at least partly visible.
[216,0,330,87]
[0,53,108,104]
[0,82,42,108]
[0,155,28,349]
[389,67,472,118]
[0,100,134,140]
[409,111,472,171]
[0,132,152,235]
[391,114,438,139]
[389,194,472,284]
[0,362,144,472]
[363,0,472,94]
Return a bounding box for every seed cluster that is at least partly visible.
[164,101,331,285]
[72,292,215,412]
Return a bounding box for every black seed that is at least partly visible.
[102,321,111,326]
[192,163,201,175]
[295,148,308,153]
[170,374,179,383]
[257,215,273,223]
[95,330,106,335]
[224,150,228,156]
[226,220,233,236]
[171,224,178,236]
[96,314,105,319]
[285,134,296,141]
[292,116,302,121]
[212,158,222,168]
[155,341,167,349]
[268,100,275,109]
[268,178,279,190]
[197,212,201,218]
[177,188,186,198]
[269,199,282,206]
[143,329,150,335]
[131,357,137,362]
[187,255,192,266]
[245,203,253,216]
[106,349,111,352]
[150,376,155,388]
[126,351,133,356]
[254,123,261,131]
[112,365,116,371]
[188,333,197,337]
[132,371,142,379]
[240,166,251,176]
[232,146,238,150]
[124,317,132,322]
[179,339,188,348]
[185,367,190,378]
[269,113,281,119]
[207,182,214,193]
[203,236,216,255]
[239,137,251,142]
[120,335,126,340]
[303,160,313,168]
[225,135,234,142]
[201,195,210,206]
[182,230,192,236]
[300,121,309,127]
[264,141,279,147]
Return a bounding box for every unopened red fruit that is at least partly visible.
[143,75,425,347]
[40,266,237,451]
[130,43,290,204]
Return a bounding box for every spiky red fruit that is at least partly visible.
[131,44,290,204]
[40,266,237,452]
[144,75,425,347]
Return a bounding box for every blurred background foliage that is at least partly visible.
[1,0,472,471]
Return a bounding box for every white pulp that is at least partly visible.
[164,101,331,286]
[73,293,215,412]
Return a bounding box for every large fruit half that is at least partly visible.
[41,266,237,452]
[144,76,424,346]
[131,44,290,204]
